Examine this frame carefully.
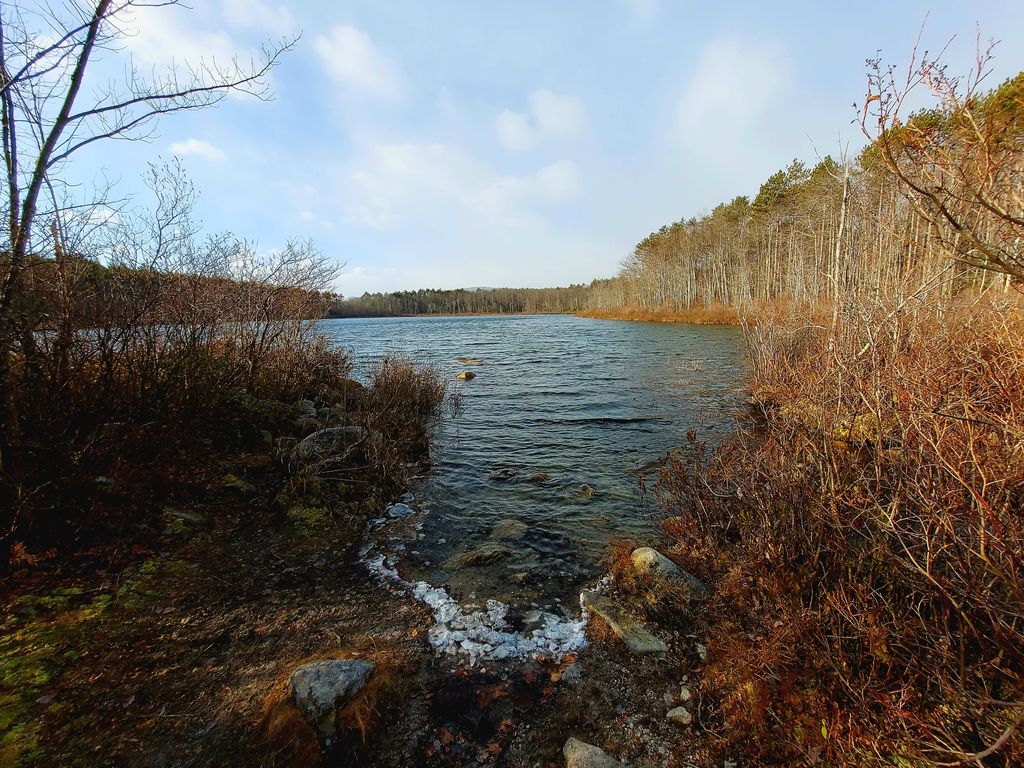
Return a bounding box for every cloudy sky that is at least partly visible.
[73,0,1024,295]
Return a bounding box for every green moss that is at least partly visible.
[0,721,42,767]
[287,505,331,533]
[117,558,196,611]
[0,590,112,767]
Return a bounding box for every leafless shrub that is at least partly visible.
[659,294,1024,766]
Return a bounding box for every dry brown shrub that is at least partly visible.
[658,293,1024,766]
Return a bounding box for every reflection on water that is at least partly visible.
[321,314,746,636]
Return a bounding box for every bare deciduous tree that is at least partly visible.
[0,0,295,572]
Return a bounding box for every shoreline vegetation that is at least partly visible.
[1,3,1023,768]
[576,303,740,325]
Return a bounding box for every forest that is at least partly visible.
[329,284,592,316]
[591,69,1022,313]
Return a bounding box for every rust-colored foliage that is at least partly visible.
[658,295,1024,766]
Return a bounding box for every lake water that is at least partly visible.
[320,314,747,661]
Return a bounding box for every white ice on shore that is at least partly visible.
[364,550,588,665]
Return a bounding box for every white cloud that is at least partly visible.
[313,25,402,98]
[495,90,586,151]
[169,138,227,162]
[620,0,659,18]
[122,5,240,68]
[529,90,586,137]
[300,210,315,221]
[495,110,537,151]
[222,0,295,32]
[474,160,580,216]
[345,143,580,229]
[673,39,791,169]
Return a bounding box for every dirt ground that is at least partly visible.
[1,444,710,768]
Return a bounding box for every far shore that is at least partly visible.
[325,305,744,324]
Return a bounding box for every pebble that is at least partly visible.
[667,706,692,726]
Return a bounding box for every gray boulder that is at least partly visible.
[289,659,374,742]
[631,547,711,601]
[292,426,363,464]
[563,737,624,767]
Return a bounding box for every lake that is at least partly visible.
[320,314,747,661]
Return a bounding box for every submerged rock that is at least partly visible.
[563,737,624,767]
[289,659,374,742]
[456,370,476,381]
[457,356,484,365]
[580,591,667,654]
[488,466,519,481]
[446,543,513,569]
[573,483,596,501]
[630,547,711,601]
[490,519,528,540]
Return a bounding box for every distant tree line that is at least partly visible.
[329,284,595,317]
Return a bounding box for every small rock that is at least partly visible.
[224,478,258,495]
[573,483,596,501]
[696,642,707,661]
[387,503,416,519]
[289,659,374,742]
[560,662,582,683]
[457,356,484,365]
[667,706,692,726]
[679,684,692,701]
[456,370,476,381]
[563,737,624,767]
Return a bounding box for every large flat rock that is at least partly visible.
[580,591,667,654]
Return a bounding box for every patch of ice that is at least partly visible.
[362,545,588,666]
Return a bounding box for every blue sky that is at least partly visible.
[73,1,1024,295]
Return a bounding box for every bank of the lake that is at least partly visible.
[2,314,748,768]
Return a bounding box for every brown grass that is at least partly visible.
[578,299,819,326]
[657,292,1024,766]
